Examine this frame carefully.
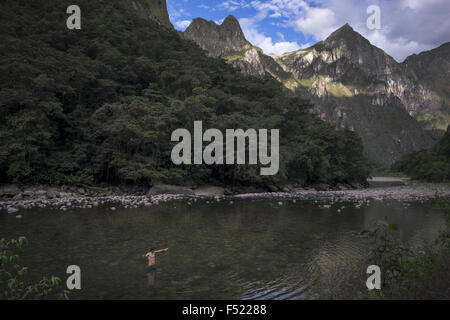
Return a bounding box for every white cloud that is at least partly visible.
[295,7,337,40]
[174,20,192,30]
[240,16,300,55]
[220,0,251,12]
[245,0,450,61]
[364,31,432,62]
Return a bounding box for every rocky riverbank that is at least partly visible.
[1,181,449,216]
[0,181,367,204]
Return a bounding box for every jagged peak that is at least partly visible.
[183,14,251,57]
[325,23,364,42]
[188,15,241,29]
[192,17,212,24]
[222,15,240,26]
[129,0,173,29]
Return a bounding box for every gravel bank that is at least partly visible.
[1,181,449,215]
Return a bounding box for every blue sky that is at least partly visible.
[167,0,450,62]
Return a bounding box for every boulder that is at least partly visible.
[23,190,35,198]
[46,189,60,199]
[35,190,48,198]
[13,193,23,200]
[7,207,19,214]
[194,186,225,196]
[266,185,279,192]
[147,184,194,196]
[0,185,21,198]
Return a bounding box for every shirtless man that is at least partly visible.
[144,248,168,271]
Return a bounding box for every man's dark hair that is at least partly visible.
[148,248,156,252]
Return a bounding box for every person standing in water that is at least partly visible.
[144,248,168,271]
[144,248,168,287]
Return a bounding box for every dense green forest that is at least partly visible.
[393,126,450,182]
[0,0,370,188]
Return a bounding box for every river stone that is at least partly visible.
[35,190,47,197]
[194,186,225,196]
[147,184,194,196]
[267,185,279,192]
[13,193,23,200]
[0,185,21,198]
[7,207,19,214]
[23,190,35,197]
[46,189,60,199]
[59,192,73,198]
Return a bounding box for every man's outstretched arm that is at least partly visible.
[155,248,168,253]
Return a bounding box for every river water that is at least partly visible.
[0,197,446,299]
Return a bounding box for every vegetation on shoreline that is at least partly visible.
[363,196,450,299]
[393,126,450,182]
[0,237,69,300]
[0,0,370,189]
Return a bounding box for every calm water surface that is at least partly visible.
[0,198,445,299]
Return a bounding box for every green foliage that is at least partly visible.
[367,220,413,288]
[363,198,450,299]
[393,126,450,182]
[0,0,370,187]
[0,237,69,300]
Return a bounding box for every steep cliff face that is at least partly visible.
[184,15,252,57]
[128,0,173,29]
[403,43,450,130]
[182,17,447,166]
[276,24,444,131]
[183,16,291,79]
[274,24,440,165]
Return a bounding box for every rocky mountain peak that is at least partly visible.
[129,0,173,29]
[221,15,242,31]
[324,23,373,51]
[184,15,251,57]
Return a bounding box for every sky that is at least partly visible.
[167,0,450,62]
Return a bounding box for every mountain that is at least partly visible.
[184,15,251,57]
[183,18,448,166]
[275,24,437,165]
[403,43,450,131]
[128,0,173,29]
[184,16,294,80]
[0,0,370,187]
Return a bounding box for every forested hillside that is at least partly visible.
[394,126,450,182]
[0,0,370,188]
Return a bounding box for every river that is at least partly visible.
[0,193,447,299]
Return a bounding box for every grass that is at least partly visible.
[223,50,246,63]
